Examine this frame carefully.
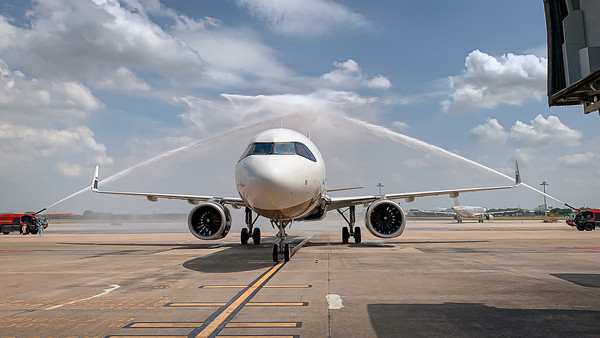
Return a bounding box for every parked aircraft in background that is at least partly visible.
[92,128,521,262]
[451,198,520,223]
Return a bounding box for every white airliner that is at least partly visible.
[91,128,521,262]
[451,198,520,223]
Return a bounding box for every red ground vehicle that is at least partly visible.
[0,213,48,235]
[569,209,600,231]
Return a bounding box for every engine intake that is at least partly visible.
[365,199,406,238]
[187,202,231,240]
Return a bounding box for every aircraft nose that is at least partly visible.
[242,158,294,194]
[235,156,314,212]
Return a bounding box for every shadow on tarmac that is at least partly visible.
[368,303,600,337]
[182,241,287,273]
[551,274,600,288]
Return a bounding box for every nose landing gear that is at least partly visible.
[271,219,291,262]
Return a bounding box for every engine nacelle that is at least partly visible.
[365,199,406,238]
[187,202,231,240]
[486,214,493,221]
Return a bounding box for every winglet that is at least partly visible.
[514,160,521,186]
[91,165,100,192]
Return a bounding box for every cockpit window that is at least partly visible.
[274,143,296,155]
[239,141,316,162]
[295,142,316,162]
[253,142,273,155]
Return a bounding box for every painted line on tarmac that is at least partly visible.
[126,322,301,329]
[199,285,311,289]
[187,260,286,338]
[166,302,308,307]
[107,336,298,338]
[44,284,120,310]
[290,231,317,257]
[186,233,317,338]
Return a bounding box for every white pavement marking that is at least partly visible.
[326,294,344,309]
[44,284,121,310]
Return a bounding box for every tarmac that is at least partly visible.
[1,219,599,337]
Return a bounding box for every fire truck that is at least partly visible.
[568,209,600,231]
[0,213,48,235]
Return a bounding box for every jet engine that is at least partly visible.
[365,199,406,238]
[187,202,231,240]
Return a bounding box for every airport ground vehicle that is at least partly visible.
[569,209,600,231]
[566,212,577,226]
[0,213,48,235]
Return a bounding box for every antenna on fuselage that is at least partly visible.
[307,131,311,139]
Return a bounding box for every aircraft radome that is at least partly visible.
[92,128,521,262]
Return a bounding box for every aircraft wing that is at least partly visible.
[486,208,521,215]
[328,161,521,211]
[90,166,246,208]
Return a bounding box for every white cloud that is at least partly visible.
[92,67,150,91]
[0,123,113,175]
[509,114,581,147]
[514,148,536,164]
[0,59,102,122]
[236,0,370,38]
[558,152,598,166]
[55,162,82,177]
[393,121,409,131]
[321,59,391,90]
[441,50,547,113]
[469,115,580,147]
[0,0,205,90]
[366,75,392,89]
[171,26,292,89]
[469,118,508,143]
[0,15,19,49]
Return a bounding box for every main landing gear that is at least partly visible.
[271,219,291,262]
[241,207,261,245]
[338,205,361,244]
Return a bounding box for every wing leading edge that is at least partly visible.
[91,166,246,208]
[327,161,521,211]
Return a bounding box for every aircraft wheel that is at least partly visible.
[241,228,249,244]
[342,226,349,244]
[272,244,279,262]
[284,243,290,262]
[252,228,261,244]
[354,227,361,243]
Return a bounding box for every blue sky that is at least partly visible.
[0,0,597,214]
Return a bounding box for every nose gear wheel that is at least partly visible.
[271,219,291,262]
